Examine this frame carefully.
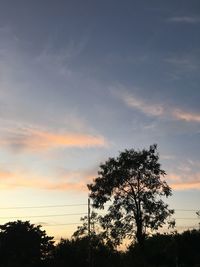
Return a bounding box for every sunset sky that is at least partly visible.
[0,0,200,241]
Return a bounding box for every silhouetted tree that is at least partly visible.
[53,237,121,267]
[0,220,54,267]
[53,238,86,267]
[72,211,115,249]
[127,233,177,267]
[175,229,200,267]
[72,211,100,239]
[88,144,174,247]
[125,229,200,267]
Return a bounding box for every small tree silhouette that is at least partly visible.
[0,220,54,267]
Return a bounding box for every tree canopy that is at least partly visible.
[88,144,174,246]
[0,220,54,267]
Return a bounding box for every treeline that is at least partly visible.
[0,220,200,267]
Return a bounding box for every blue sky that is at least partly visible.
[0,0,200,240]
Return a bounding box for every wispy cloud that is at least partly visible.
[171,180,200,190]
[167,173,200,190]
[0,125,107,152]
[165,57,199,72]
[0,175,87,192]
[115,90,164,117]
[0,169,92,192]
[173,109,200,122]
[164,55,200,78]
[1,166,200,192]
[115,88,200,124]
[0,156,99,191]
[35,36,89,77]
[167,16,200,24]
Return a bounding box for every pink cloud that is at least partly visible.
[167,173,200,190]
[171,181,200,190]
[0,127,107,152]
[0,170,13,180]
[0,173,87,192]
[0,167,95,192]
[118,91,164,116]
[173,109,200,122]
[115,88,200,124]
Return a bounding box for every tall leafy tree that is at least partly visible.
[88,144,174,246]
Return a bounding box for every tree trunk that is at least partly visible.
[136,221,144,246]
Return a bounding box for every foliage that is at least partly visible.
[0,220,54,267]
[72,211,115,249]
[127,233,177,267]
[52,237,122,267]
[88,144,174,246]
[126,230,200,267]
[175,229,200,266]
[72,211,100,239]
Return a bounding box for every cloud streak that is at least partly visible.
[167,16,200,24]
[116,90,164,116]
[0,126,107,152]
[1,167,200,192]
[173,109,200,122]
[167,173,200,191]
[116,89,200,123]
[171,180,200,190]
[0,163,97,192]
[0,170,89,192]
[0,176,87,192]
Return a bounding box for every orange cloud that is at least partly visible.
[0,167,95,192]
[171,181,200,190]
[0,170,13,180]
[167,173,182,182]
[173,109,200,122]
[167,173,200,190]
[1,168,200,192]
[0,127,107,152]
[0,172,88,192]
[45,181,87,192]
[24,130,106,150]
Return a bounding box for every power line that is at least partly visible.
[0,213,198,221]
[175,209,199,212]
[0,204,198,211]
[0,212,87,220]
[44,223,82,227]
[176,218,199,220]
[0,214,198,221]
[0,204,87,210]
[0,203,198,222]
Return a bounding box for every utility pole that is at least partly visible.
[88,197,91,236]
[88,197,91,267]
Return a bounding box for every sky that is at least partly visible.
[0,0,200,241]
